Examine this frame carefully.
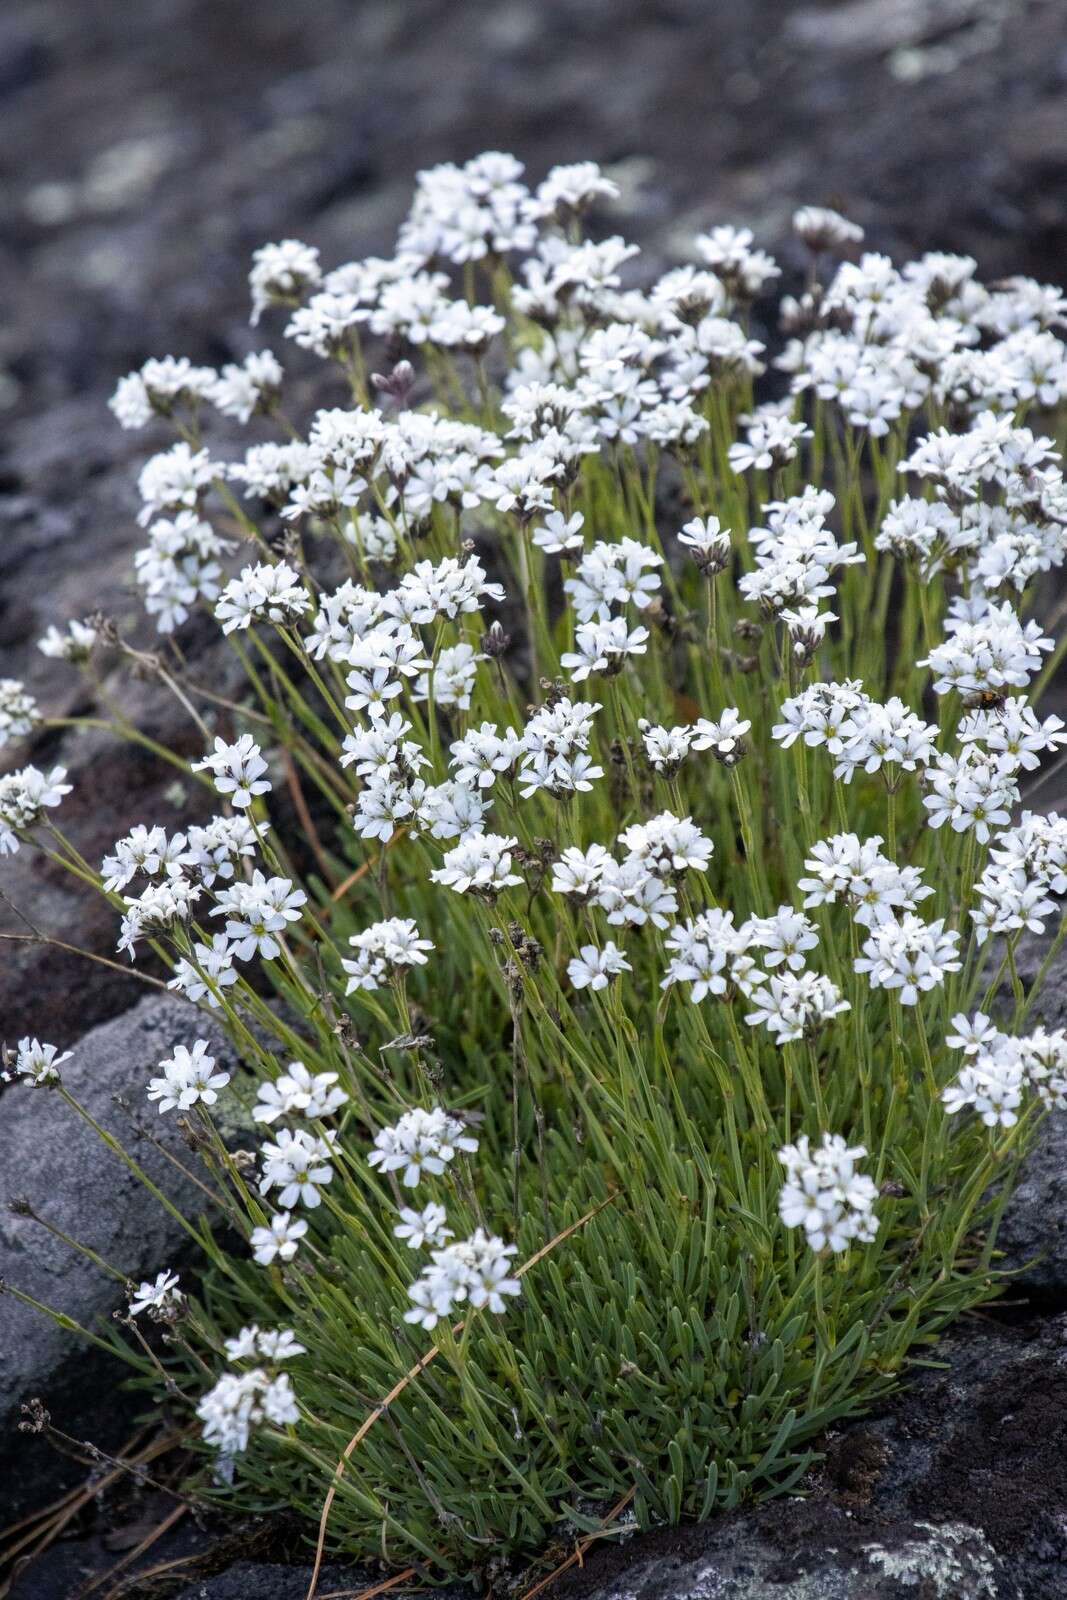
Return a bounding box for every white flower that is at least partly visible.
[661,909,748,1002]
[568,941,632,991]
[561,618,649,682]
[946,1012,1000,1057]
[638,721,692,775]
[8,1037,71,1086]
[431,834,523,898]
[551,843,613,899]
[249,238,321,324]
[749,907,819,972]
[215,562,309,633]
[532,510,585,554]
[250,1211,309,1266]
[38,618,98,662]
[729,413,811,474]
[394,1203,453,1250]
[854,915,962,1005]
[224,1325,306,1363]
[342,918,434,994]
[691,709,751,764]
[0,764,72,852]
[745,971,850,1044]
[678,515,730,573]
[147,1040,230,1113]
[118,875,201,957]
[209,351,283,422]
[197,1368,299,1457]
[253,1062,348,1124]
[449,724,523,789]
[404,1230,520,1330]
[129,1269,183,1318]
[618,811,713,874]
[212,872,306,961]
[799,833,932,928]
[792,206,864,251]
[368,1107,478,1188]
[192,734,272,808]
[167,934,238,1007]
[564,539,662,622]
[777,1134,878,1253]
[259,1128,336,1209]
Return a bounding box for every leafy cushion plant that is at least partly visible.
[4,159,1067,1585]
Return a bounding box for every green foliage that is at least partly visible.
[8,174,1066,1587]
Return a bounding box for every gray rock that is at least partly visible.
[994,936,1067,1297]
[0,992,237,1513]
[173,1528,1010,1600]
[995,1115,1067,1297]
[174,1565,448,1600]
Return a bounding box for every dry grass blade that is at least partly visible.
[283,749,337,887]
[329,829,408,903]
[82,1502,187,1600]
[305,1193,618,1600]
[0,1428,184,1600]
[319,1563,418,1600]
[517,1488,636,1600]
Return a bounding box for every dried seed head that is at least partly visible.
[482,620,511,659]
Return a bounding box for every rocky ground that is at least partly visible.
[5,0,1067,1595]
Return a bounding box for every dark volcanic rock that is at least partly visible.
[995,937,1067,1298]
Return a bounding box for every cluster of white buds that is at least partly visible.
[0,679,40,750]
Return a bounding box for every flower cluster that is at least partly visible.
[404,1230,521,1330]
[7,159,1067,1569]
[777,1135,879,1253]
[368,1107,479,1187]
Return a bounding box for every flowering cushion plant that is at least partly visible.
[5,158,1067,1582]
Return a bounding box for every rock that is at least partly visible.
[994,936,1067,1299]
[172,1530,1008,1600]
[556,1519,1009,1599]
[173,1564,447,1600]
[995,1115,1067,1300]
[0,993,237,1515]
